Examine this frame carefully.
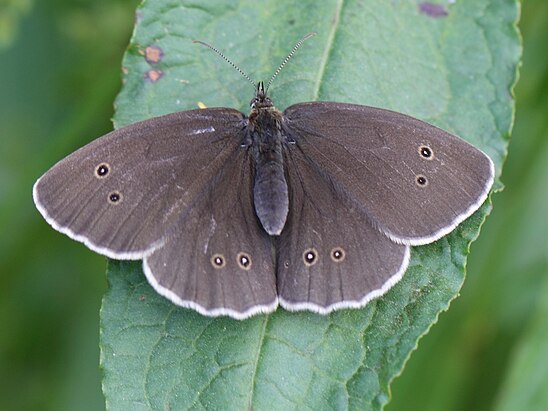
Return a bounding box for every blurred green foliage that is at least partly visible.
[0,0,32,49]
[0,1,545,411]
[0,0,139,410]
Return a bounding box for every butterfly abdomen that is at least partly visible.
[249,107,289,236]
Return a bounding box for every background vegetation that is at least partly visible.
[0,0,545,410]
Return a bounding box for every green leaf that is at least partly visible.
[100,0,520,409]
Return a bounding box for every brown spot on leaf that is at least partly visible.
[144,45,164,64]
[145,69,163,82]
[418,2,449,18]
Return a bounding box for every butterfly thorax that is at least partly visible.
[247,85,289,236]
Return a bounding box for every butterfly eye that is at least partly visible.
[330,247,346,262]
[418,145,434,160]
[237,252,252,270]
[108,191,122,203]
[303,248,318,267]
[416,175,428,187]
[95,163,110,178]
[211,254,226,269]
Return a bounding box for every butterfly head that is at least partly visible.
[250,82,273,109]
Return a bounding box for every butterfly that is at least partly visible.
[33,34,494,319]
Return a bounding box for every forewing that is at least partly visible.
[33,108,245,259]
[144,149,277,318]
[283,102,494,245]
[277,144,409,313]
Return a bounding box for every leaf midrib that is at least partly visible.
[312,0,344,100]
[246,2,345,404]
[249,316,270,407]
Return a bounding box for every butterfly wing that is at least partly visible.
[33,108,246,259]
[144,148,277,318]
[277,144,410,312]
[283,102,495,245]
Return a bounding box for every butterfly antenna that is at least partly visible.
[265,32,316,94]
[193,40,256,88]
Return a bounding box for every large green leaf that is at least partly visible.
[100,0,520,409]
